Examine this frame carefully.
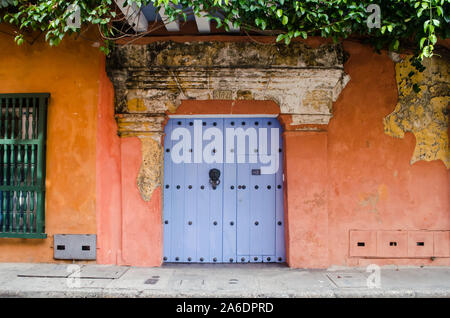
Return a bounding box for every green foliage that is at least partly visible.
[1,0,449,61]
[1,0,115,53]
[155,0,449,59]
[0,0,16,9]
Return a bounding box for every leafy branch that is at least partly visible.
[1,0,448,60]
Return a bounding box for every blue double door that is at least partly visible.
[163,117,285,263]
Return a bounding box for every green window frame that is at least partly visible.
[0,93,49,239]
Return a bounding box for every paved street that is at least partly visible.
[0,263,449,298]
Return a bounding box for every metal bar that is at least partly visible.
[19,191,25,233]
[24,144,28,187]
[2,145,6,234]
[17,139,22,229]
[0,140,40,145]
[9,143,14,186]
[32,97,37,139]
[11,98,15,140]
[25,97,30,140]
[19,98,23,140]
[15,192,20,233]
[35,96,47,235]
[8,143,14,232]
[5,98,9,140]
[0,93,50,98]
[0,98,3,138]
[1,189,6,232]
[8,190,13,232]
[0,233,47,239]
[0,186,42,191]
[2,145,6,186]
[29,191,34,233]
[17,144,22,186]
[31,144,35,186]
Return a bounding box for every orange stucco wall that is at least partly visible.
[1,30,447,267]
[96,56,122,265]
[119,138,162,266]
[283,131,329,267]
[98,39,448,268]
[325,42,449,267]
[0,28,100,262]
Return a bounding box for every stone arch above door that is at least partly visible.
[106,40,350,201]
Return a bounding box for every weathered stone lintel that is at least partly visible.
[108,41,346,70]
[108,41,350,127]
[115,114,166,137]
[112,67,349,119]
[290,114,333,125]
[116,113,334,137]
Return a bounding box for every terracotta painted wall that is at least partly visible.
[96,56,122,265]
[326,42,449,267]
[2,29,446,267]
[0,28,100,262]
[283,131,329,268]
[97,39,448,268]
[119,138,162,266]
[283,41,449,268]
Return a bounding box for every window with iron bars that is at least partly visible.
[0,93,49,239]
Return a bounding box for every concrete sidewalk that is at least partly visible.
[0,263,449,298]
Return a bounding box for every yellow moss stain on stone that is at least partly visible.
[127,98,146,112]
[302,89,332,112]
[137,136,163,201]
[384,55,450,168]
[236,90,253,100]
[165,100,178,113]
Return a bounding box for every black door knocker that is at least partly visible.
[209,168,221,190]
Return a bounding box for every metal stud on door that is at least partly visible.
[163,117,285,263]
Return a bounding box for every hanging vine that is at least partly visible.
[0,1,448,61]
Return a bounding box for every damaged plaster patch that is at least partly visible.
[355,184,388,224]
[137,136,163,201]
[384,55,450,168]
[107,41,350,126]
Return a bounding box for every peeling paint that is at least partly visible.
[356,184,388,224]
[127,98,146,112]
[302,89,332,113]
[302,191,327,209]
[384,55,450,168]
[136,136,163,201]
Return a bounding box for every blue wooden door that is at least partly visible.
[163,117,285,263]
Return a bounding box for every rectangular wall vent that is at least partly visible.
[53,234,96,260]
